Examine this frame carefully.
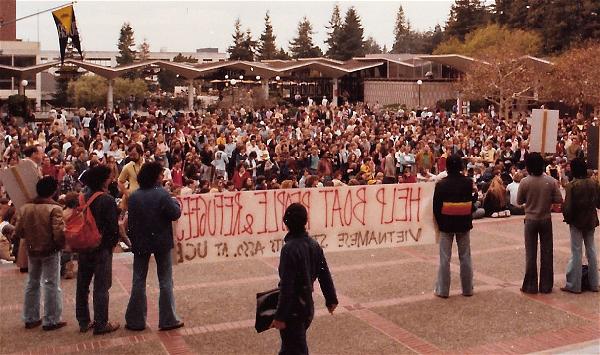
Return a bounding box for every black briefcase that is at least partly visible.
[255,287,280,333]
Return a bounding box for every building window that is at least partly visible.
[13,56,36,67]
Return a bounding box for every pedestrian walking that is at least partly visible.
[15,176,66,330]
[433,154,475,298]
[125,162,183,331]
[517,153,563,294]
[561,158,599,293]
[76,165,120,334]
[271,203,338,355]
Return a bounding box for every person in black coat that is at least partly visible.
[125,162,183,331]
[433,154,475,298]
[271,203,338,355]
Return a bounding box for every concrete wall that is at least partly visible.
[364,80,456,108]
[0,0,16,41]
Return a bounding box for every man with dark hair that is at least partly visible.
[76,165,120,335]
[15,176,66,330]
[433,154,475,298]
[272,203,338,355]
[517,152,563,294]
[117,144,144,206]
[561,158,600,293]
[125,162,183,331]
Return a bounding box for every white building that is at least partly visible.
[0,41,42,109]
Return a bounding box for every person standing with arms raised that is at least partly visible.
[517,153,563,294]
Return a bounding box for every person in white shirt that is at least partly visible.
[506,172,525,215]
[212,144,229,180]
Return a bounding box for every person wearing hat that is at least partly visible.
[271,203,338,354]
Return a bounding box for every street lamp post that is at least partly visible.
[230,78,237,105]
[19,79,28,96]
[417,79,423,108]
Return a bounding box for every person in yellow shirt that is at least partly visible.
[118,145,144,210]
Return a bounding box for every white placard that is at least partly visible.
[0,160,40,209]
[529,109,559,154]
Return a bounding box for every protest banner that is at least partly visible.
[529,109,559,154]
[173,183,436,264]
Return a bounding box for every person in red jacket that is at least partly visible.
[232,163,251,191]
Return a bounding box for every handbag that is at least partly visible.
[255,287,280,333]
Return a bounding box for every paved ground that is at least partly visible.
[1,214,598,355]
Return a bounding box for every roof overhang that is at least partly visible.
[417,54,484,72]
[0,61,62,79]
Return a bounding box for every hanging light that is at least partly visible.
[256,75,261,80]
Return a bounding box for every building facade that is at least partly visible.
[0,0,17,41]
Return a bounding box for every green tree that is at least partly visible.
[363,36,382,54]
[228,18,253,60]
[445,0,489,41]
[325,4,343,59]
[242,28,258,61]
[289,17,322,59]
[338,7,365,60]
[391,5,411,53]
[434,24,542,57]
[53,42,80,106]
[68,75,108,108]
[116,22,136,66]
[274,47,291,60]
[496,0,600,54]
[137,38,150,61]
[113,78,148,103]
[258,11,277,60]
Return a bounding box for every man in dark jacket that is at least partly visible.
[433,154,474,298]
[125,162,183,331]
[272,203,338,355]
[76,165,120,335]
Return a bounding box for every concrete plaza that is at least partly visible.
[1,214,598,354]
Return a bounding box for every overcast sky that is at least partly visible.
[16,0,454,53]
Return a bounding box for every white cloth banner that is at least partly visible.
[174,183,436,264]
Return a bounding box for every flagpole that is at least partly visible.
[0,1,76,28]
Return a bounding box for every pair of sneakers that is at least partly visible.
[25,320,67,331]
[491,210,511,218]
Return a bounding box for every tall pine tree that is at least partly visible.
[289,17,322,59]
[364,36,383,54]
[228,18,252,60]
[116,22,136,66]
[325,4,343,60]
[392,5,411,53]
[445,0,489,41]
[242,28,258,61]
[338,7,365,60]
[258,11,277,60]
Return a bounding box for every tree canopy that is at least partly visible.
[116,22,136,66]
[258,11,277,60]
[434,24,542,57]
[289,17,322,59]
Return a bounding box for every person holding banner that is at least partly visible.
[561,158,599,293]
[271,203,338,355]
[517,153,563,294]
[125,162,183,331]
[433,154,475,298]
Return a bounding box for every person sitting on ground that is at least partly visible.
[483,175,511,218]
[506,172,525,216]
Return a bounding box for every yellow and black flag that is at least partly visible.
[52,5,83,63]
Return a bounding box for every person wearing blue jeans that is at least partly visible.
[125,162,183,331]
[15,176,67,330]
[432,155,475,298]
[561,158,600,293]
[24,252,63,328]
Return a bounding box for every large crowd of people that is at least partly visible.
[0,98,598,343]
